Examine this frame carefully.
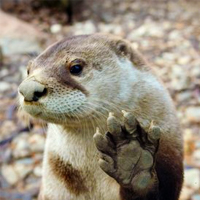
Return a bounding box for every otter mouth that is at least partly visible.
[20,95,103,125]
[23,106,42,117]
[21,103,86,123]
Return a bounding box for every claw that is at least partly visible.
[109,112,114,118]
[122,110,137,136]
[93,127,115,155]
[107,113,121,136]
[121,110,128,115]
[95,127,101,134]
[148,126,161,142]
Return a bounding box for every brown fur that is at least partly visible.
[48,152,88,195]
[155,141,184,200]
[110,39,148,70]
[57,65,88,95]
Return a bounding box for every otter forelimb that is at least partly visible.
[94,111,161,200]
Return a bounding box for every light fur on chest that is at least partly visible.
[40,124,120,200]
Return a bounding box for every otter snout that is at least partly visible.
[19,80,47,102]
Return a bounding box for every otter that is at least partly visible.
[18,33,183,200]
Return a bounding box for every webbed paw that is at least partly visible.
[93,111,161,191]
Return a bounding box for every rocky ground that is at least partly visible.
[0,0,200,199]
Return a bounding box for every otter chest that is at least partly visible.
[41,124,120,200]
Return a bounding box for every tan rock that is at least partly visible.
[1,164,19,185]
[74,20,96,35]
[0,120,17,140]
[0,11,46,55]
[179,186,194,200]
[184,169,200,190]
[33,164,43,177]
[186,107,200,123]
[1,162,33,185]
[12,133,31,158]
[28,134,45,153]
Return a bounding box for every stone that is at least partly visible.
[1,0,32,9]
[101,13,113,23]
[193,150,200,161]
[186,107,200,123]
[24,175,41,191]
[162,52,176,61]
[33,153,43,161]
[1,164,19,185]
[12,133,31,158]
[177,56,191,65]
[168,30,181,40]
[127,21,164,39]
[74,20,96,35]
[1,148,12,163]
[28,134,45,153]
[33,164,43,177]
[192,194,200,200]
[0,120,17,140]
[184,129,195,156]
[19,65,28,80]
[98,23,115,33]
[176,91,192,102]
[171,65,190,91]
[0,82,12,92]
[16,158,34,165]
[0,68,9,77]
[50,24,62,34]
[191,67,200,78]
[179,186,195,200]
[0,11,46,55]
[12,162,33,179]
[1,162,33,185]
[184,169,200,190]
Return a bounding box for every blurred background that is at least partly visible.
[0,0,199,199]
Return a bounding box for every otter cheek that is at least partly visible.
[43,89,87,116]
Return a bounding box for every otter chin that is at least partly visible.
[18,33,183,200]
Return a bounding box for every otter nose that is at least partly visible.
[19,80,47,102]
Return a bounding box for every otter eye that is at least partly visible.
[27,69,30,75]
[70,65,83,75]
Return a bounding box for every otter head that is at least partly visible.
[18,33,148,126]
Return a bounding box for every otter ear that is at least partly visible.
[115,40,147,68]
[115,40,131,58]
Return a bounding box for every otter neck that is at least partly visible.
[45,122,105,167]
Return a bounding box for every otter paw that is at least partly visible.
[93,111,161,191]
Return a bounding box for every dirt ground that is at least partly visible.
[0,0,200,199]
